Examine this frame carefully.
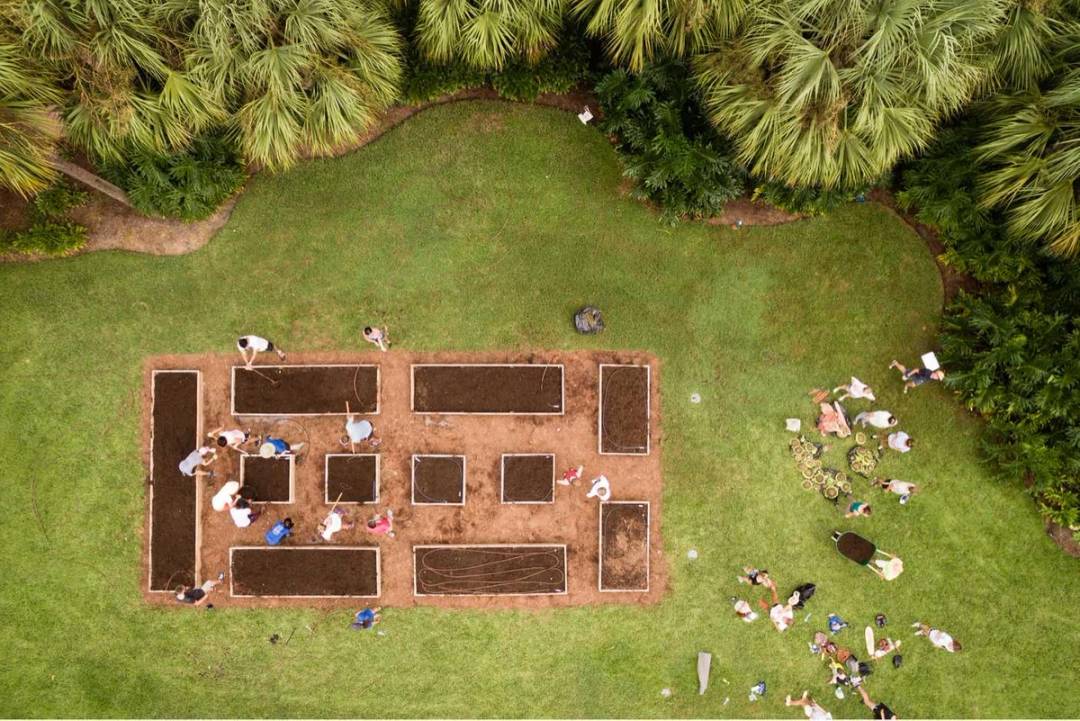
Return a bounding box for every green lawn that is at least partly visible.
[1,100,1076,718]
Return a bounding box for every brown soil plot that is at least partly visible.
[230,546,380,597]
[599,365,650,455]
[149,370,200,591]
[412,364,564,414]
[412,454,465,505]
[414,545,567,595]
[599,502,650,591]
[231,364,378,415]
[501,454,555,503]
[240,455,293,503]
[325,454,379,503]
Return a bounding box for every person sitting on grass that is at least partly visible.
[869,550,904,581]
[350,607,382,630]
[845,500,872,519]
[237,334,286,368]
[886,431,913,454]
[737,567,776,590]
[854,411,897,429]
[365,509,395,538]
[873,478,919,504]
[913,622,962,652]
[817,402,851,438]
[785,691,833,720]
[833,377,875,402]
[732,598,758,623]
[889,359,944,393]
[208,426,251,451]
[175,573,224,606]
[179,446,216,478]
[857,687,898,719]
[759,586,794,632]
[362,326,389,352]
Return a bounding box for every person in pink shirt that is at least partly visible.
[365,508,395,538]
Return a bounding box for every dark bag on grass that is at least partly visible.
[858,661,873,676]
[892,654,903,669]
[791,583,816,609]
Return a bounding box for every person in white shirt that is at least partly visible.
[886,431,913,453]
[208,426,251,451]
[914,622,962,652]
[732,598,758,623]
[229,498,259,528]
[341,415,374,450]
[178,446,216,477]
[854,410,898,429]
[362,326,388,352]
[237,334,286,368]
[833,377,875,402]
[785,691,833,720]
[875,478,919,502]
[319,509,354,541]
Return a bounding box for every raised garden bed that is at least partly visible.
[412,454,466,505]
[413,544,567,596]
[230,546,380,597]
[501,454,555,503]
[149,370,201,591]
[231,364,378,416]
[411,364,564,414]
[598,364,650,455]
[599,501,650,591]
[325,454,379,504]
[239,454,294,503]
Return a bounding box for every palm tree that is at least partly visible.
[571,0,744,72]
[158,0,403,171]
[977,13,1080,258]
[414,0,565,69]
[0,41,61,197]
[694,0,1012,190]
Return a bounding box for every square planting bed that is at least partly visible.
[148,370,201,591]
[325,454,379,504]
[598,364,651,455]
[599,501,650,592]
[413,545,567,596]
[231,364,379,416]
[411,454,466,505]
[230,546,380,598]
[240,455,294,503]
[411,364,564,414]
[501,454,555,504]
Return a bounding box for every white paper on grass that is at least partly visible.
[921,352,940,370]
[785,418,802,432]
[577,106,593,124]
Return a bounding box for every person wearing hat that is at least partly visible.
[257,435,304,458]
[237,334,286,368]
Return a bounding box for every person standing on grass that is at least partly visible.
[845,500,872,518]
[833,377,875,402]
[208,426,251,451]
[913,622,962,652]
[365,509,395,538]
[362,326,388,352]
[889,359,944,393]
[176,573,224,605]
[785,692,833,720]
[874,478,919,503]
[886,431,913,453]
[237,334,286,368]
[857,688,898,719]
[854,411,898,429]
[229,497,259,528]
[179,446,216,477]
[350,607,382,630]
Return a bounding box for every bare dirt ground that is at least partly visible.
[141,349,666,609]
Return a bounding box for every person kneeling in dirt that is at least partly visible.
[179,446,216,478]
[365,509,395,538]
[257,435,305,459]
[230,498,259,528]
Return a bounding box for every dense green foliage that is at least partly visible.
[596,62,745,222]
[102,132,246,221]
[753,181,859,217]
[2,103,1078,717]
[0,180,88,256]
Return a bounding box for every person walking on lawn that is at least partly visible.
[874,478,919,503]
[237,334,286,368]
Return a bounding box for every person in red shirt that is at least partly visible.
[365,508,395,538]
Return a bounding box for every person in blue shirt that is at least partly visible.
[257,435,305,458]
[265,517,294,545]
[350,607,381,630]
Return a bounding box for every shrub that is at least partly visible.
[31,183,88,221]
[753,181,861,216]
[0,180,89,257]
[596,61,746,223]
[103,132,246,221]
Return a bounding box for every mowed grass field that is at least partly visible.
[1,101,1077,718]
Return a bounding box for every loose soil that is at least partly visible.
[502,454,554,503]
[326,455,379,503]
[836,532,876,564]
[232,364,378,415]
[413,455,465,504]
[414,545,566,595]
[600,502,649,591]
[413,364,564,414]
[142,350,665,608]
[600,365,650,454]
[231,547,379,597]
[241,455,292,502]
[149,371,199,591]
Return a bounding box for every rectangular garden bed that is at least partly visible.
[411,454,466,505]
[411,364,564,414]
[598,364,651,455]
[599,501,650,592]
[231,364,379,416]
[239,454,294,503]
[501,453,555,504]
[325,454,379,504]
[413,544,567,596]
[229,546,381,597]
[148,370,201,591]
